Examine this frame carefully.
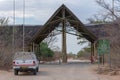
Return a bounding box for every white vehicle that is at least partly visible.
[13,52,39,75]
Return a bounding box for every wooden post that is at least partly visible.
[94,41,97,57]
[27,45,31,52]
[34,43,38,53]
[30,43,33,52]
[91,43,93,63]
[102,54,105,66]
[93,41,97,62]
[62,7,67,63]
[32,42,35,52]
[91,42,95,63]
[37,43,41,62]
[93,43,95,56]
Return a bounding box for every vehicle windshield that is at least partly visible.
[14,52,36,60]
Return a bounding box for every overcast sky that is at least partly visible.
[0,0,107,54]
[0,0,102,24]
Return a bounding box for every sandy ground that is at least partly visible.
[0,60,119,80]
[90,64,120,80]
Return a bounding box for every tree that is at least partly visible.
[76,32,90,59]
[77,45,91,59]
[0,17,9,25]
[76,30,89,46]
[87,14,110,24]
[39,42,54,58]
[77,50,84,58]
[67,52,76,59]
[88,0,120,67]
[88,0,120,24]
[43,30,58,50]
[96,0,119,19]
[0,17,12,70]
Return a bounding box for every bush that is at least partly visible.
[40,42,54,58]
[77,47,91,59]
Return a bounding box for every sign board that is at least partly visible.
[98,39,110,55]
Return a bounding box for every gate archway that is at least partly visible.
[30,4,97,63]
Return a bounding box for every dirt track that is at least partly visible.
[0,60,119,80]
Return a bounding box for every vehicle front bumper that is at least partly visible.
[13,66,37,72]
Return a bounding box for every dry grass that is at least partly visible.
[92,64,120,76]
[0,26,38,70]
[86,22,120,68]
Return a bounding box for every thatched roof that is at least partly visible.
[85,22,120,41]
[0,23,115,46]
[0,25,42,47]
[85,24,110,38]
[1,21,119,44]
[31,4,97,44]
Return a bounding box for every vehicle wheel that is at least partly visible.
[36,67,39,72]
[33,69,37,75]
[14,70,18,75]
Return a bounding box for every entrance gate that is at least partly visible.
[30,4,97,63]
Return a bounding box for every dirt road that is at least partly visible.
[0,60,119,80]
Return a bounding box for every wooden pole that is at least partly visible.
[12,0,15,54]
[102,54,105,66]
[91,42,95,63]
[22,0,25,52]
[93,43,95,56]
[30,43,33,52]
[91,43,93,63]
[38,43,41,62]
[32,42,35,52]
[62,7,67,63]
[94,41,97,58]
[112,0,115,20]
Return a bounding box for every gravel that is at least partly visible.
[0,60,118,80]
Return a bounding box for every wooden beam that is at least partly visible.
[67,19,79,23]
[66,15,72,18]
[32,42,35,52]
[91,43,94,63]
[93,41,97,57]
[45,18,62,26]
[62,7,67,63]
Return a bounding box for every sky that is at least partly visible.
[0,0,104,54]
[0,0,102,24]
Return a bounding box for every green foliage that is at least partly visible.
[40,42,54,58]
[84,47,91,52]
[77,47,91,58]
[76,32,88,45]
[87,17,110,24]
[77,39,88,45]
[76,32,90,58]
[77,50,84,58]
[67,52,76,59]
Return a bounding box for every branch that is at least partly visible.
[96,0,118,19]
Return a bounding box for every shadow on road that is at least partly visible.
[15,60,96,76]
[40,61,92,65]
[17,70,49,76]
[38,71,50,76]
